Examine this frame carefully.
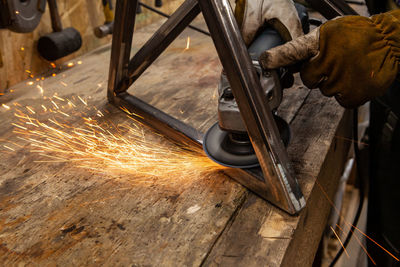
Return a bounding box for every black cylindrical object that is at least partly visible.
[37,27,82,61]
[155,0,163,7]
[94,22,114,38]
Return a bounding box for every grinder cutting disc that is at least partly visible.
[203,115,290,168]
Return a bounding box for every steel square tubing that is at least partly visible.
[108,0,305,214]
[198,0,304,213]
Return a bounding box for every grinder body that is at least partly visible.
[203,4,309,168]
[203,26,290,168]
[218,27,285,134]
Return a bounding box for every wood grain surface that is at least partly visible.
[0,16,351,266]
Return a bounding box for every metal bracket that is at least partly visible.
[107,0,357,214]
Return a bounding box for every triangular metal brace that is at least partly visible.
[107,0,307,214]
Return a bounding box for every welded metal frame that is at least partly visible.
[107,0,357,214]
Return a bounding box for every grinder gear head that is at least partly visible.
[203,27,291,168]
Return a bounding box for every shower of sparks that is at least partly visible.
[5,95,222,185]
[330,226,350,258]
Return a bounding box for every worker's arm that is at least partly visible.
[259,9,400,108]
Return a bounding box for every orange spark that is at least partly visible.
[3,145,15,151]
[6,96,223,184]
[336,224,376,265]
[351,224,400,262]
[334,135,369,147]
[26,106,36,114]
[67,99,76,108]
[2,104,10,110]
[50,99,59,109]
[77,96,87,106]
[185,36,190,50]
[119,106,143,119]
[53,95,65,101]
[37,85,44,95]
[12,123,27,130]
[67,62,74,67]
[330,226,350,258]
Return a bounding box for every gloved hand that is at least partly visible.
[234,0,304,45]
[259,9,400,108]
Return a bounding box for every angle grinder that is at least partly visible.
[203,27,292,168]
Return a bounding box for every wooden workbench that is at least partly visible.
[0,16,352,266]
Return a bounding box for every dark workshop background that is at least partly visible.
[0,0,184,94]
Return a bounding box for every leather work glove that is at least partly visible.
[234,0,304,45]
[259,9,400,108]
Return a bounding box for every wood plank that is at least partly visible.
[202,92,352,266]
[0,20,246,266]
